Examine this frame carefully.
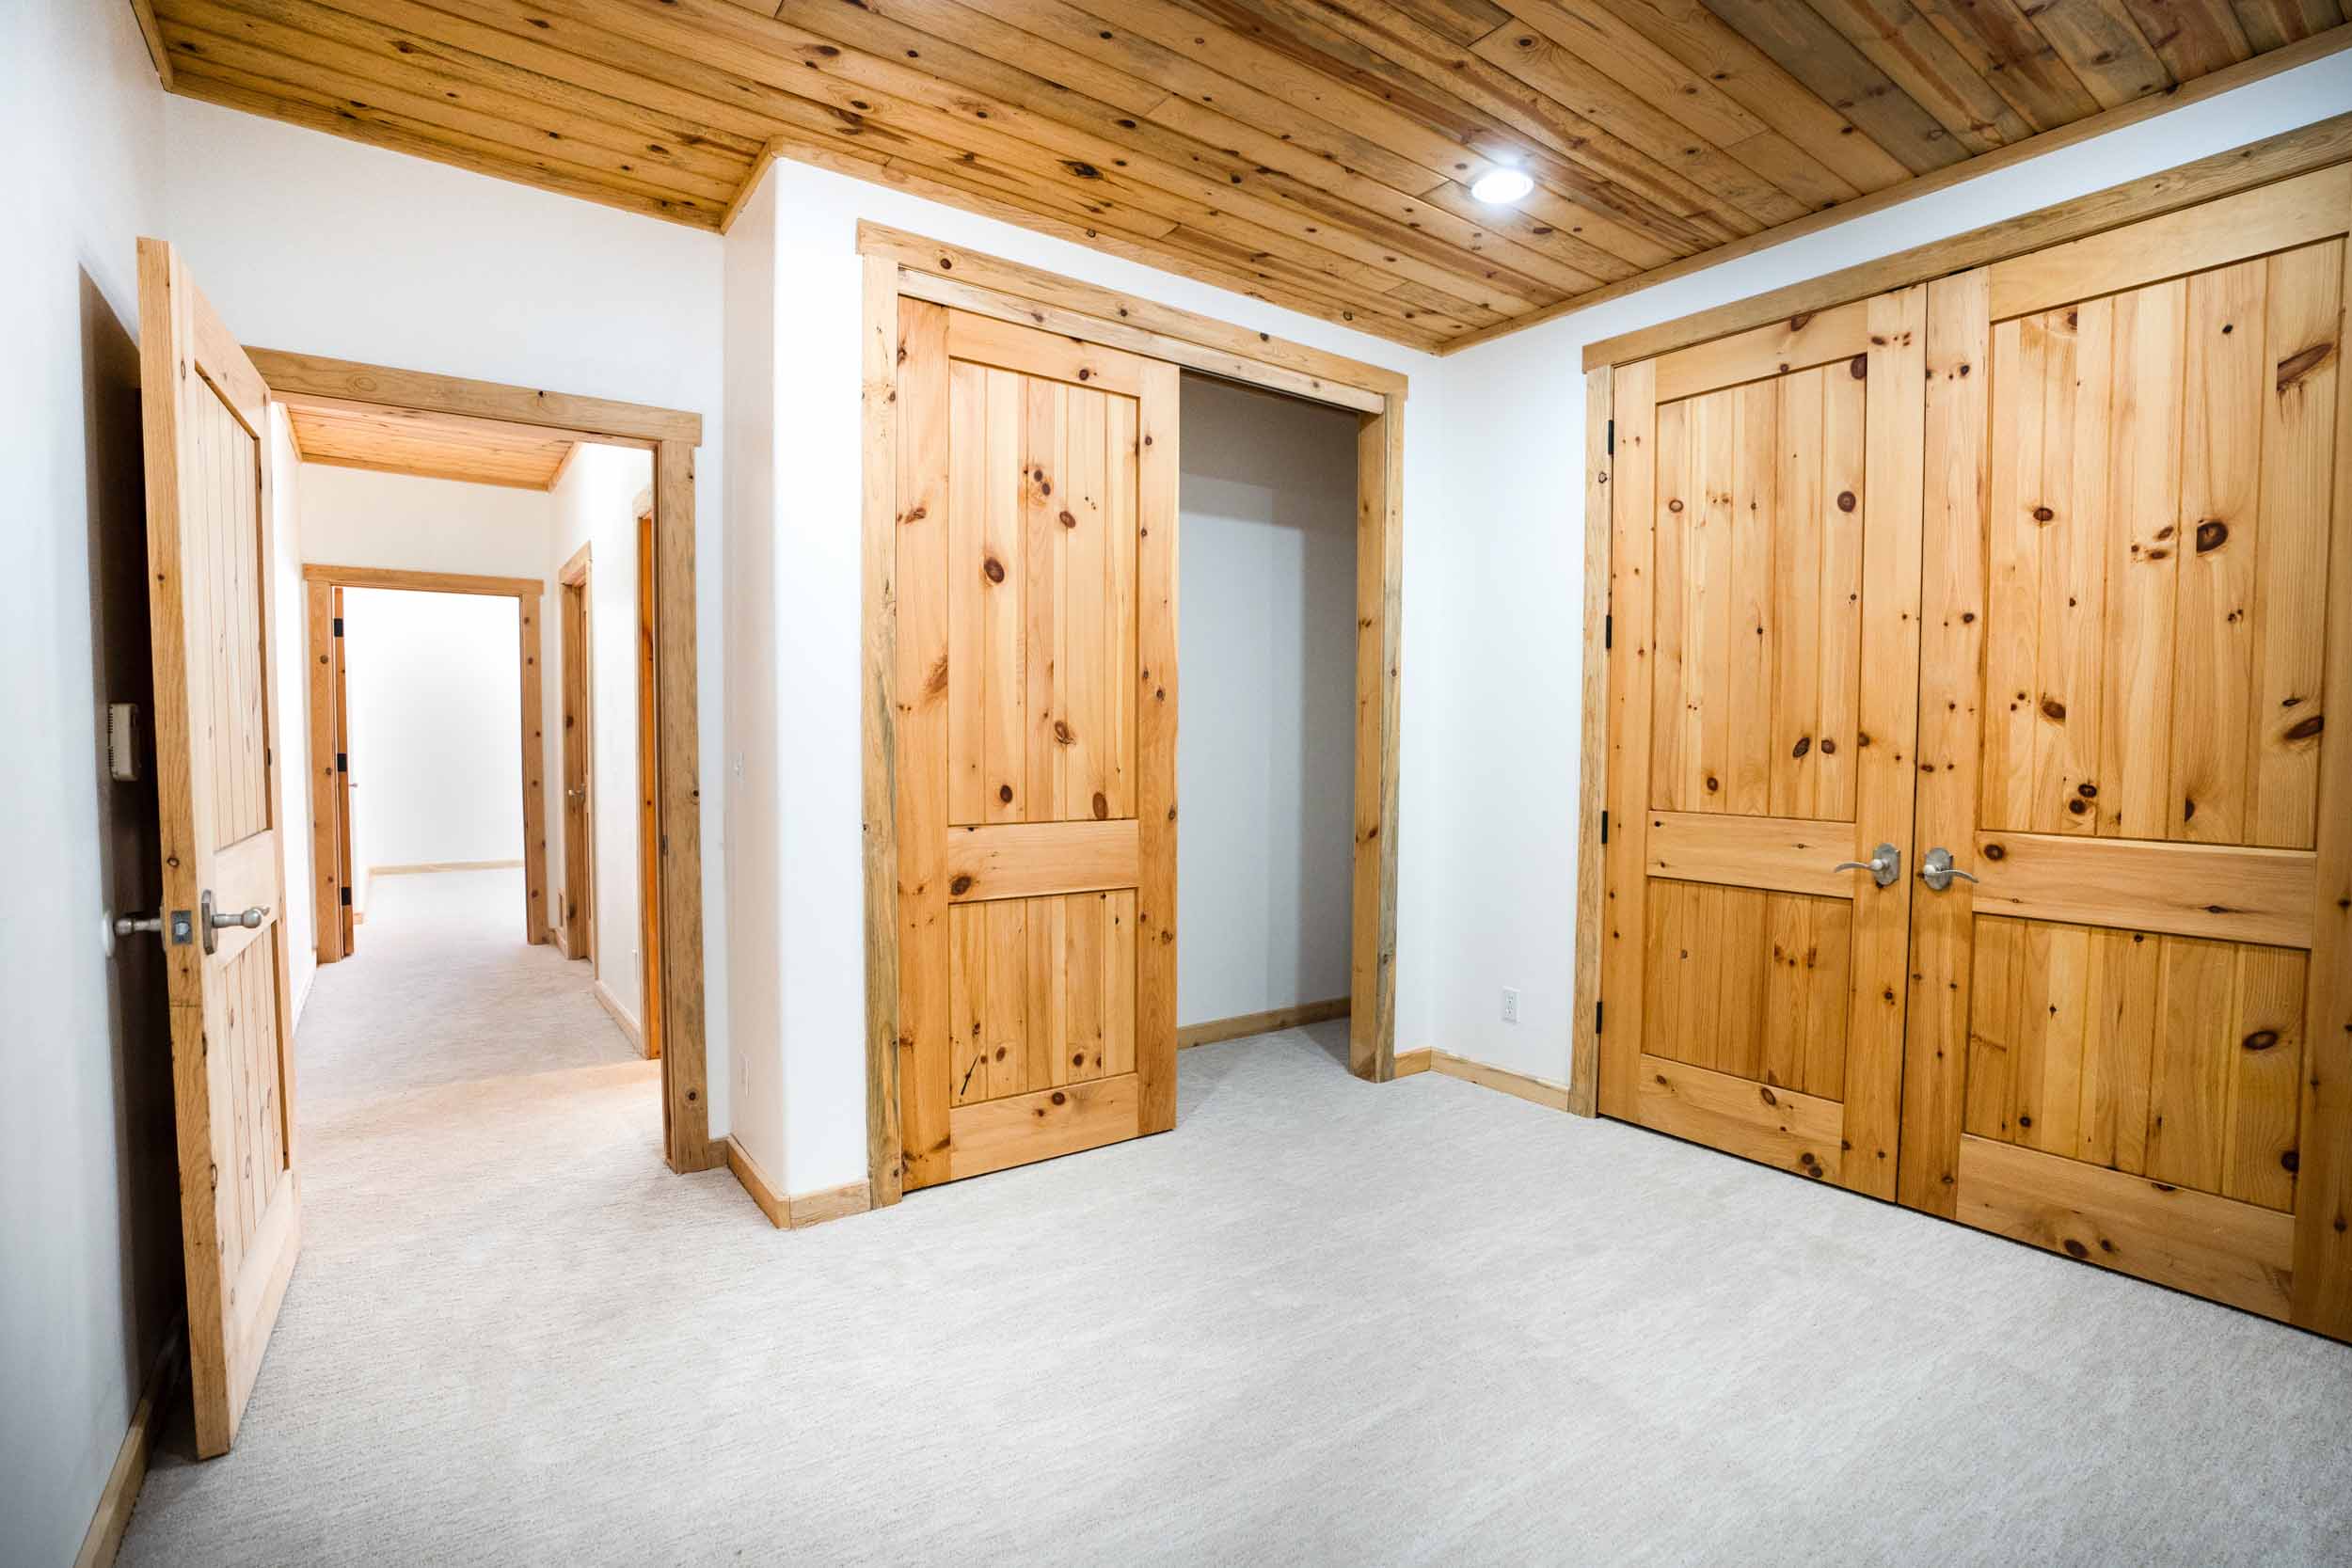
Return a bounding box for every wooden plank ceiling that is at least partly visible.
[142,0,2350,352]
[284,396,580,488]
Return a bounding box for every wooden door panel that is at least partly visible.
[1903,187,2352,1342]
[1603,284,1927,1200]
[898,301,1176,1189]
[1642,880,1851,1097]
[139,237,300,1456]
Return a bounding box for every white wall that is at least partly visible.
[298,463,555,579]
[544,444,653,1023]
[721,170,787,1177]
[725,155,1441,1196]
[1413,51,2352,1088]
[161,96,732,1132]
[1177,377,1359,1026]
[269,409,317,1019]
[0,3,171,1561]
[342,589,524,893]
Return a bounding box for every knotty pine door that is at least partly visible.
[1899,169,2352,1338]
[1600,285,1929,1200]
[893,302,1179,1190]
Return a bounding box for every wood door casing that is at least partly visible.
[894,302,1178,1190]
[137,237,301,1456]
[1601,284,1928,1199]
[560,562,593,962]
[1901,168,2352,1338]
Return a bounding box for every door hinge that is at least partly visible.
[1603,612,1613,652]
[333,616,344,637]
[1605,418,1614,455]
[1594,1000,1604,1037]
[337,752,348,772]
[340,885,352,907]
[1600,809,1609,846]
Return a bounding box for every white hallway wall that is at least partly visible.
[2,5,173,1563]
[724,158,1441,1196]
[341,587,525,884]
[1414,51,2352,1088]
[1177,377,1360,1027]
[160,97,733,1132]
[543,444,654,1026]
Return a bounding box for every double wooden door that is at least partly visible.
[1603,167,2352,1340]
[892,303,1179,1189]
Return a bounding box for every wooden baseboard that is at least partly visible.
[73,1324,183,1568]
[1176,996,1349,1049]
[1405,1048,1573,1112]
[369,858,525,877]
[722,1137,875,1229]
[592,978,646,1055]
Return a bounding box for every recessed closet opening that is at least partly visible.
[1175,374,1362,1064]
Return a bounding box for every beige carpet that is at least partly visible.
[120,871,2352,1564]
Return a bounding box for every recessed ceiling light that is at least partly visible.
[1470,167,1534,205]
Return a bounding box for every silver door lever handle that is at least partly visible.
[1919,847,1979,892]
[210,904,271,930]
[1833,844,1901,888]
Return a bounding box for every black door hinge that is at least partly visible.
[333,617,344,636]
[340,885,352,907]
[1604,612,1613,651]
[1605,418,1614,455]
[1600,809,1609,846]
[1594,1000,1604,1037]
[337,752,348,772]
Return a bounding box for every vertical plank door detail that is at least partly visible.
[897,307,1177,1187]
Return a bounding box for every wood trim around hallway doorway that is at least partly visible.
[856,228,1409,1209]
[269,351,714,1175]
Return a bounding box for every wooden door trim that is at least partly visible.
[302,563,548,951]
[304,579,343,965]
[558,542,596,967]
[859,237,1410,1208]
[279,359,711,1177]
[1581,116,2352,372]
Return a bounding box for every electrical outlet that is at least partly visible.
[1501,988,1520,1024]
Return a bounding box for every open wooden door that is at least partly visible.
[1599,286,1928,1199]
[893,303,1179,1189]
[137,237,302,1456]
[1899,171,2352,1338]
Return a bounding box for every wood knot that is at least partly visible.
[1668,498,1683,513]
[1790,735,1811,758]
[2194,519,2228,553]
[949,875,973,895]
[1050,1091,1067,1105]
[1849,354,1867,379]
[998,784,1013,803]
[2062,1238,2088,1259]
[2076,782,2096,799]
[983,556,1005,583]
[1982,842,2006,861]
[1053,720,1074,745]
[2031,505,2054,523]
[1092,791,1108,819]
[2242,1029,2280,1053]
[2040,697,2066,721]
[2284,713,2323,743]
[1836,490,1855,513]
[1059,510,1077,529]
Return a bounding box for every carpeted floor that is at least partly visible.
[121,870,2352,1565]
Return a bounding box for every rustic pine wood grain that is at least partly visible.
[1598,359,1658,1120]
[1570,364,1612,1117]
[135,0,2351,351]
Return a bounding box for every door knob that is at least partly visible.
[199,890,270,954]
[1918,847,1979,892]
[1832,843,1901,889]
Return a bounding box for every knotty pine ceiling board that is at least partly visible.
[142,0,2352,351]
[284,399,580,488]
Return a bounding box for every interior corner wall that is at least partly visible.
[721,167,787,1182]
[155,94,732,1133]
[1415,51,2352,1090]
[2,3,172,1562]
[542,444,654,1031]
[732,156,1439,1197]
[1177,376,1360,1027]
[269,407,318,1022]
